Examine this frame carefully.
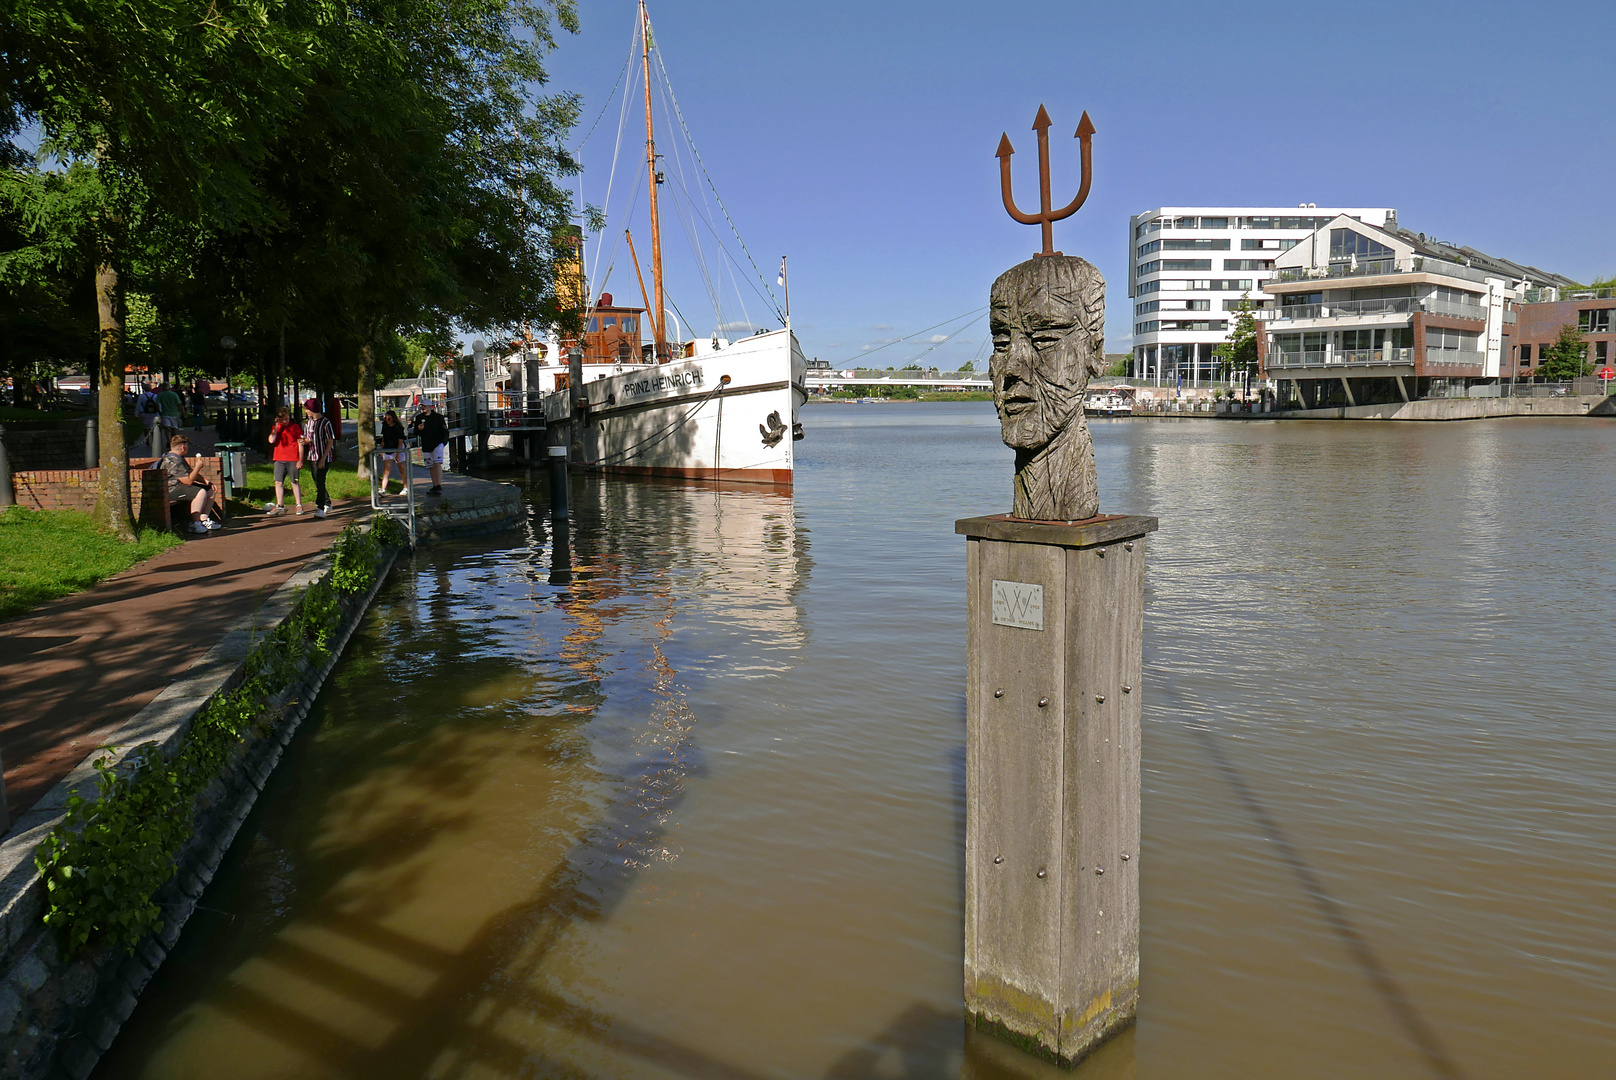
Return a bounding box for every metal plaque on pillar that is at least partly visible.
[959,105,1157,1067]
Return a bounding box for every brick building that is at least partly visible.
[1510,289,1616,376]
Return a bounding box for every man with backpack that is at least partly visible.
[136,383,161,456]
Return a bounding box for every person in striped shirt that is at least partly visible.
[302,398,337,519]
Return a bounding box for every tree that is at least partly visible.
[1538,323,1591,381]
[1214,294,1260,389]
[959,360,974,372]
[4,0,314,537]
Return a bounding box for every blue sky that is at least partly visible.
[545,1,1616,369]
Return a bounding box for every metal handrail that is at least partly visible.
[369,444,417,546]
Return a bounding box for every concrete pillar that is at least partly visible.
[1395,376,1410,402]
[0,424,13,508]
[1340,376,1357,406]
[956,513,1157,1067]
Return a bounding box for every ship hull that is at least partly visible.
[542,327,806,486]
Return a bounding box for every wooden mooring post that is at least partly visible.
[956,512,1156,1066]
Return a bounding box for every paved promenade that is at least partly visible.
[0,502,356,820]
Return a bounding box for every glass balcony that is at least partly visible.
[1266,347,1414,368]
[1271,257,1493,286]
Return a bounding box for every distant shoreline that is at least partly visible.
[809,393,995,404]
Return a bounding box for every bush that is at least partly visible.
[331,522,379,595]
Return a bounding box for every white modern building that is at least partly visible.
[1261,214,1572,408]
[1127,206,1395,385]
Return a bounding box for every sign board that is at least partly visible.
[1597,367,1615,380]
[991,580,1044,631]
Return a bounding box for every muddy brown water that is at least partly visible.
[96,407,1616,1079]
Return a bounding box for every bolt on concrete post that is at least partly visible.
[956,512,1157,1067]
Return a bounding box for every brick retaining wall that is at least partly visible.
[10,458,225,529]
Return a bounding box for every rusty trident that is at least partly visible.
[997,105,1095,257]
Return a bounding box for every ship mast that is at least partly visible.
[640,0,668,362]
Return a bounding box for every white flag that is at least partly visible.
[777,257,787,288]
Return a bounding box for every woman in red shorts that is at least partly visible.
[265,406,305,515]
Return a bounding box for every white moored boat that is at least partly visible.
[538,0,804,487]
[545,328,805,484]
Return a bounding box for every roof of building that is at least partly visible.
[1382,226,1575,289]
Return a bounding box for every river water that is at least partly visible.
[98,406,1615,1079]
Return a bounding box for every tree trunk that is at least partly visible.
[356,338,376,479]
[92,258,135,540]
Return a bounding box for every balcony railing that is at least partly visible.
[1271,296,1486,323]
[1424,298,1487,321]
[1524,286,1616,303]
[1272,257,1493,286]
[1266,347,1414,368]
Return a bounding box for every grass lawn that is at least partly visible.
[229,459,382,511]
[0,507,183,621]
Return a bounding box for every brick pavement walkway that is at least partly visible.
[0,500,360,820]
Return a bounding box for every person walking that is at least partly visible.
[265,405,305,515]
[302,398,336,518]
[136,382,161,456]
[410,399,450,494]
[191,377,209,431]
[377,409,408,496]
[155,382,183,451]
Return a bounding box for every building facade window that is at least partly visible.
[1242,238,1300,251]
[1136,301,1158,315]
[1136,321,1160,335]
[1162,238,1230,250]
[1224,259,1274,271]
[1161,259,1212,271]
[1578,308,1613,333]
[1329,228,1394,261]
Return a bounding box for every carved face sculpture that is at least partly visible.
[989,257,1106,451]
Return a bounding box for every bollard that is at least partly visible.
[956,512,1157,1067]
[84,416,98,469]
[547,444,568,520]
[548,512,572,586]
[0,424,14,508]
[477,411,490,470]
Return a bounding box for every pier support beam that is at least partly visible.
[956,513,1156,1067]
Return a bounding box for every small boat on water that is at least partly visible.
[1083,385,1136,417]
[532,0,805,486]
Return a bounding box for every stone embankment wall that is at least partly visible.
[1269,395,1610,421]
[0,543,397,1080]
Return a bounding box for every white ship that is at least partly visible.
[536,0,805,487]
[544,328,806,484]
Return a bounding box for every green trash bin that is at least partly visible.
[215,442,247,498]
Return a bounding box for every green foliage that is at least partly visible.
[1106,356,1128,378]
[1539,323,1592,381]
[0,508,182,621]
[958,360,974,372]
[371,513,410,549]
[331,522,379,595]
[36,579,344,954]
[1213,294,1260,377]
